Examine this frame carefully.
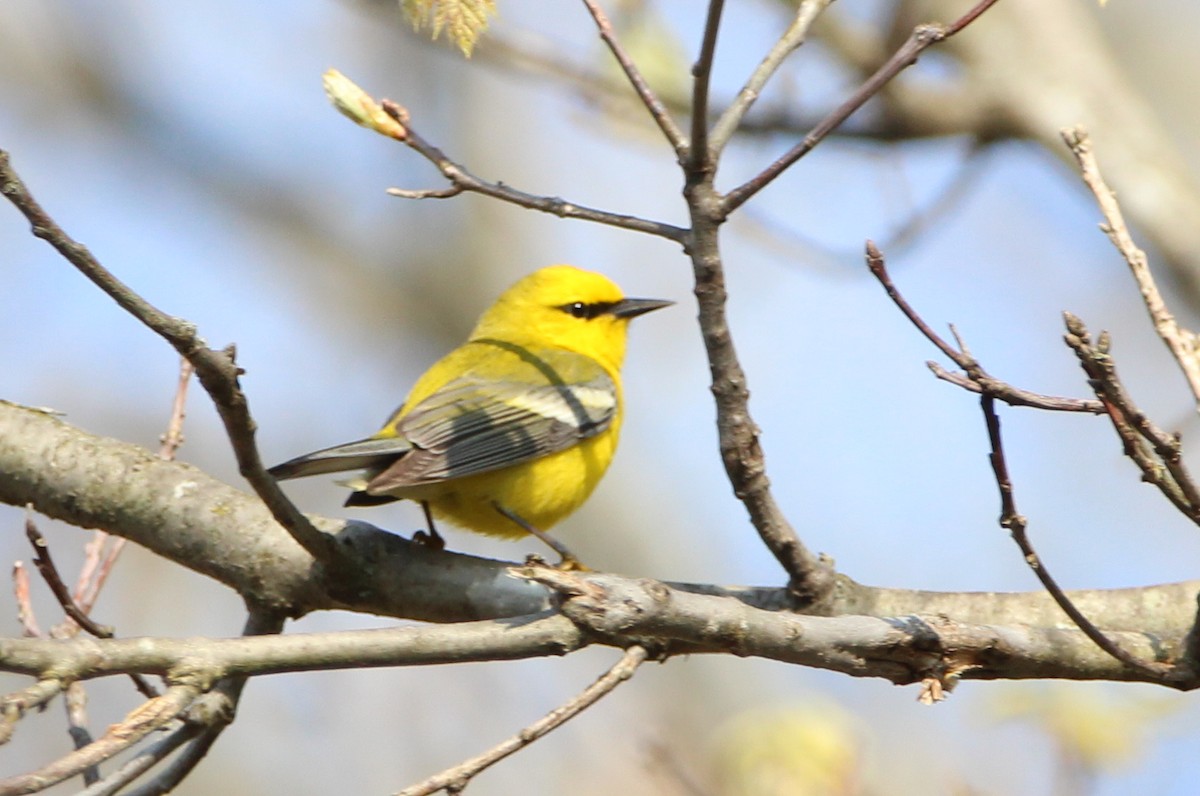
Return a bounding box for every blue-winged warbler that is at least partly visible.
[269,265,672,545]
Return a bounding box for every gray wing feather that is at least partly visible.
[268,436,413,480]
[366,362,616,492]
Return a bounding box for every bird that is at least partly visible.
[269,264,672,559]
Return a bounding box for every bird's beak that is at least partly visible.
[610,297,674,319]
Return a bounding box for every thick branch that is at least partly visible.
[4,400,1197,640]
[0,575,1190,688]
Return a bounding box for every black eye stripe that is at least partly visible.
[559,301,617,320]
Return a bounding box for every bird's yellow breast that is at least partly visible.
[414,420,621,538]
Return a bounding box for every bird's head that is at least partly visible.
[469,265,672,373]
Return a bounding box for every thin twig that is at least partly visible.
[722,0,1003,215]
[376,101,687,242]
[24,516,159,702]
[76,358,194,615]
[396,645,649,796]
[1061,127,1200,410]
[865,241,1103,413]
[980,394,1171,680]
[158,358,194,460]
[73,532,109,611]
[386,185,464,200]
[926,362,1102,412]
[688,0,725,176]
[0,684,201,795]
[0,149,336,564]
[709,0,832,155]
[1063,314,1200,523]
[12,563,40,638]
[0,680,64,747]
[25,516,113,638]
[64,682,100,787]
[75,724,200,796]
[579,0,687,155]
[123,608,287,796]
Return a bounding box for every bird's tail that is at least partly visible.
[268,436,412,480]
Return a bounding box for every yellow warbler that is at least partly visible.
[270,265,672,547]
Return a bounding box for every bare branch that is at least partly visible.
[11,563,39,639]
[25,516,113,639]
[687,0,725,175]
[75,723,198,796]
[10,400,1199,638]
[0,149,336,565]
[866,241,1103,413]
[926,362,1102,413]
[979,395,1173,682]
[1062,127,1200,409]
[722,0,1003,215]
[1064,314,1200,523]
[0,684,200,795]
[709,0,832,155]
[397,645,648,796]
[158,358,193,460]
[120,608,287,796]
[0,579,1191,690]
[0,680,63,746]
[64,682,99,787]
[683,203,832,600]
[0,615,584,681]
[385,185,464,200]
[372,99,687,242]
[579,0,686,155]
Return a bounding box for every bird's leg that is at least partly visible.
[492,502,587,570]
[412,501,446,550]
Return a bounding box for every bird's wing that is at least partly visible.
[363,348,617,493]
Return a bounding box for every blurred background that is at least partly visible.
[3,0,1200,793]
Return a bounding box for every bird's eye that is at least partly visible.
[559,300,617,320]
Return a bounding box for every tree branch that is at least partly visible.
[683,193,832,601]
[0,683,201,795]
[980,395,1174,682]
[5,399,1197,639]
[579,0,686,156]
[722,0,1002,215]
[119,608,287,796]
[709,0,832,156]
[1,575,1191,690]
[0,149,337,566]
[397,645,648,796]
[1061,127,1200,410]
[866,241,1104,414]
[1064,315,1200,524]
[687,0,725,177]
